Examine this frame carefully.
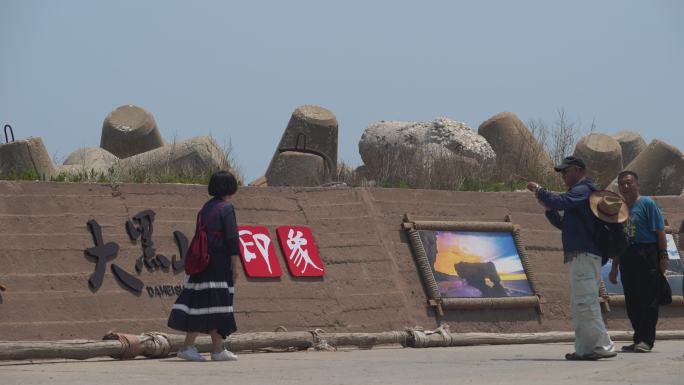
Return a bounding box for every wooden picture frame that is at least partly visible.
[403,216,541,315]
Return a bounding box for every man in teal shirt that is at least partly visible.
[609,170,668,353]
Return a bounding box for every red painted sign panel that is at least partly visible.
[276,226,325,277]
[238,226,282,277]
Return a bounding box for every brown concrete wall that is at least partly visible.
[0,181,683,340]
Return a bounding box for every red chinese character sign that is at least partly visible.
[276,226,325,277]
[238,226,282,277]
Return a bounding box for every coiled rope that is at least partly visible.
[102,331,170,359]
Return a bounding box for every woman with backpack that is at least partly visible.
[168,170,240,361]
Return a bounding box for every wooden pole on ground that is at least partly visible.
[2,330,684,361]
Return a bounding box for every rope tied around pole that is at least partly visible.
[139,332,171,358]
[405,326,425,348]
[405,325,453,348]
[309,328,337,351]
[103,331,141,359]
[102,331,171,359]
[388,330,409,347]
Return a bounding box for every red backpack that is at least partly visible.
[184,202,225,275]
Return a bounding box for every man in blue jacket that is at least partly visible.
[527,156,617,360]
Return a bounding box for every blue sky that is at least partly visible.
[1,0,682,181]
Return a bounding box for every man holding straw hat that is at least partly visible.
[527,156,618,361]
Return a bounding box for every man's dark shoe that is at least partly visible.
[634,342,652,353]
[565,352,599,361]
[565,350,616,360]
[621,343,636,352]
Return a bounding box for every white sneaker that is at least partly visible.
[177,346,206,361]
[211,349,238,361]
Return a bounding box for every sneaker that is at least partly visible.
[211,349,238,361]
[634,342,652,353]
[621,343,636,352]
[177,346,206,361]
[594,350,617,359]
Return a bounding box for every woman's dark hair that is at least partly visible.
[208,170,238,198]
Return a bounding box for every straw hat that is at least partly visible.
[589,190,629,224]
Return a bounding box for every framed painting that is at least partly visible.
[403,216,541,314]
[602,225,684,306]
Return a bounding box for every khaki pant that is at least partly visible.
[569,252,615,356]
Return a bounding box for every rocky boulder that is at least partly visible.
[359,117,495,169]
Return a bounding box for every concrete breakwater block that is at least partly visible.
[610,139,684,196]
[266,105,338,185]
[478,112,551,178]
[248,175,268,187]
[100,105,164,159]
[613,130,647,166]
[573,133,622,188]
[265,151,325,187]
[0,137,56,179]
[58,147,119,176]
[117,136,230,177]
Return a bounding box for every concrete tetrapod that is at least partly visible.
[266,151,325,186]
[613,130,647,166]
[266,105,338,185]
[100,105,165,159]
[573,133,622,188]
[478,112,551,179]
[117,136,232,180]
[0,137,56,179]
[56,147,119,178]
[607,139,684,196]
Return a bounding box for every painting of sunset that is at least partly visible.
[418,230,534,298]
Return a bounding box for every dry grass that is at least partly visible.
[337,145,488,190]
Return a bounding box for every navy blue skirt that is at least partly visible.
[167,251,237,338]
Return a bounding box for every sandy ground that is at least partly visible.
[1,341,683,385]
